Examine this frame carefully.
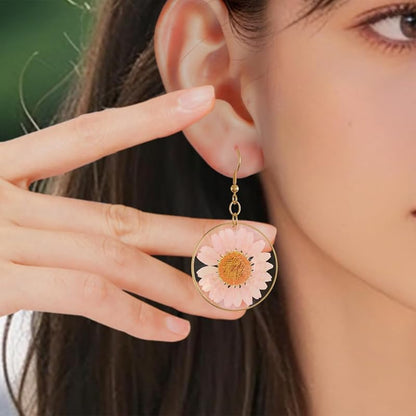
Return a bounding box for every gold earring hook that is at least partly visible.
[233,146,241,185]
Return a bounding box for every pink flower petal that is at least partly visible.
[199,270,222,291]
[253,261,273,273]
[251,276,268,290]
[247,239,266,257]
[206,286,219,302]
[210,232,226,256]
[223,287,242,308]
[233,290,244,307]
[210,284,227,303]
[220,228,236,252]
[218,281,228,293]
[198,277,212,291]
[252,252,271,263]
[246,282,262,299]
[196,266,218,278]
[240,285,254,306]
[211,278,225,292]
[239,228,254,255]
[197,245,220,266]
[258,271,273,282]
[235,227,247,248]
[222,292,233,308]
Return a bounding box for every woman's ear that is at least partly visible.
[154,0,264,178]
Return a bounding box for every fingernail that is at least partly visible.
[165,316,191,336]
[177,85,215,111]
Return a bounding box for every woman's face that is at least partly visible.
[254,0,416,309]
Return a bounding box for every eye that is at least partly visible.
[352,3,416,53]
[370,12,416,41]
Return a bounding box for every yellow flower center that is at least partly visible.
[218,251,252,286]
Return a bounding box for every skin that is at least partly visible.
[0,86,278,341]
[154,0,416,414]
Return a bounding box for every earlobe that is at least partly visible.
[154,0,265,179]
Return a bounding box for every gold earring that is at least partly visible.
[191,146,278,311]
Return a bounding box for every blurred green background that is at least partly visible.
[0,0,93,142]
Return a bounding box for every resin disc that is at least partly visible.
[191,221,278,311]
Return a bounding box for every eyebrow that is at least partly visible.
[305,0,351,17]
[286,0,352,29]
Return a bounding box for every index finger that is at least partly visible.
[0,85,215,187]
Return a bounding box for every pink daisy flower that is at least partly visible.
[196,226,274,309]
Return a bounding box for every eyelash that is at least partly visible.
[354,3,416,53]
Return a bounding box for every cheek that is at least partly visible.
[258,40,416,310]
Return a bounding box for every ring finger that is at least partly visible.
[2,261,192,341]
[0,225,245,320]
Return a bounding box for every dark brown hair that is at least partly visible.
[3,0,340,414]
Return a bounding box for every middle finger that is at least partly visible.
[1,226,246,319]
[3,180,278,256]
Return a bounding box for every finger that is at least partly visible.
[5,262,192,341]
[0,85,215,187]
[3,181,278,256]
[2,226,246,319]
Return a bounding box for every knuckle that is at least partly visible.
[72,112,102,145]
[105,204,128,239]
[0,177,14,204]
[0,145,32,189]
[0,179,23,221]
[104,203,143,240]
[80,273,109,305]
[100,236,129,267]
[132,299,152,331]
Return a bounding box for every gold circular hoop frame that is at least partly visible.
[191,221,278,311]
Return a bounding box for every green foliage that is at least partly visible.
[0,0,92,141]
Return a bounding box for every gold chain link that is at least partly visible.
[229,147,242,227]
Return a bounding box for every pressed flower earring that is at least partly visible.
[191,146,278,311]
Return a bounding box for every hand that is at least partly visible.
[0,85,277,342]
